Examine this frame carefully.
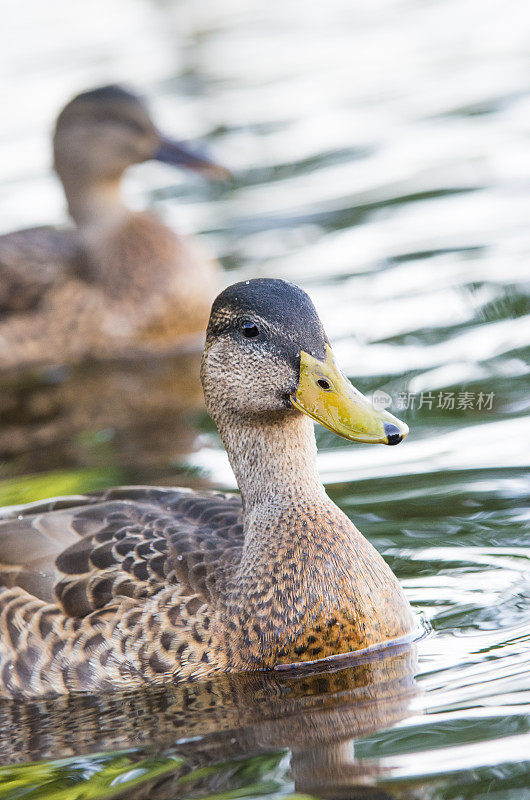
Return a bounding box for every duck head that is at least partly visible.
[53,85,228,218]
[201,279,408,445]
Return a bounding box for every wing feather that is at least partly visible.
[0,487,243,618]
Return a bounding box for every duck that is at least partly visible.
[0,85,228,372]
[0,278,414,698]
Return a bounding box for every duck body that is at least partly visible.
[0,484,411,697]
[0,279,414,697]
[0,86,224,372]
[0,213,217,369]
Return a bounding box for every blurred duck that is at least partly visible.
[0,279,413,697]
[0,85,228,371]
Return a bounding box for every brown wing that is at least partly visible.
[0,487,243,618]
[0,226,84,314]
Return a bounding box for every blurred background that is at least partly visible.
[0,0,529,798]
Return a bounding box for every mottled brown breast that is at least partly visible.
[213,499,414,670]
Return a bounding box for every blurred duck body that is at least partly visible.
[0,279,414,698]
[0,86,227,371]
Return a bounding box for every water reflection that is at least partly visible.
[0,350,206,503]
[0,644,417,798]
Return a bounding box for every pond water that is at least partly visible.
[0,0,529,798]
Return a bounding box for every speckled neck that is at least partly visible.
[216,411,327,518]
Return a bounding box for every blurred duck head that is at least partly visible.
[53,85,229,193]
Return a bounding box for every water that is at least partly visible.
[0,0,529,797]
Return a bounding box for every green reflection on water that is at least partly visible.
[0,750,183,800]
[0,750,294,800]
[0,468,126,508]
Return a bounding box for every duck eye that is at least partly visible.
[317,379,331,391]
[241,321,260,338]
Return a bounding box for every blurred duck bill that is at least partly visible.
[290,345,409,445]
[154,135,231,179]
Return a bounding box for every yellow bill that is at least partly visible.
[290,344,409,445]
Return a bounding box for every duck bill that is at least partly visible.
[290,345,409,445]
[154,135,231,179]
